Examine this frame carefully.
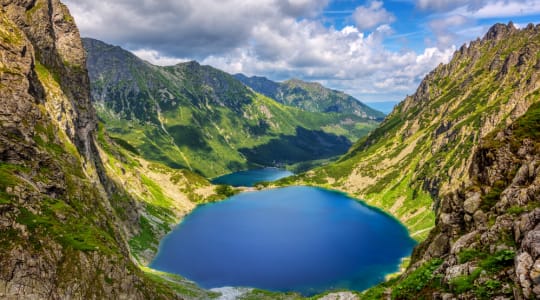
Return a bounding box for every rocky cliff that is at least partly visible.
[363,100,540,300]
[0,1,217,298]
[408,101,540,299]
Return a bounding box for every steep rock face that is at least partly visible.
[0,1,184,298]
[84,37,159,123]
[283,23,540,241]
[234,73,385,120]
[84,38,377,177]
[399,102,540,299]
[2,0,95,159]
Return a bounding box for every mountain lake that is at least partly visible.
[211,167,294,187]
[151,171,416,296]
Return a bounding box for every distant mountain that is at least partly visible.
[233,74,281,100]
[280,23,540,299]
[234,74,385,120]
[84,38,378,177]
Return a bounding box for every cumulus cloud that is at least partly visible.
[417,0,539,50]
[131,49,187,66]
[64,0,284,58]
[416,0,540,17]
[353,1,396,31]
[465,0,540,18]
[277,0,330,17]
[202,24,453,102]
[64,0,454,102]
[428,15,472,48]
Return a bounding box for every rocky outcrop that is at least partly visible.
[407,102,540,299]
[2,0,96,159]
[0,1,179,298]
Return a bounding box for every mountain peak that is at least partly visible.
[284,78,319,86]
[483,22,518,41]
[236,75,384,119]
[181,60,200,67]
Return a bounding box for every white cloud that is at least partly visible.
[65,0,454,102]
[417,0,540,18]
[416,0,481,11]
[131,49,187,66]
[64,0,290,57]
[202,23,453,102]
[353,1,396,31]
[418,0,540,50]
[466,0,540,18]
[428,15,472,48]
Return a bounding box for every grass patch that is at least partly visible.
[480,250,515,273]
[16,198,120,254]
[214,185,239,198]
[506,205,525,215]
[141,266,221,299]
[450,250,515,297]
[480,180,506,211]
[239,289,304,300]
[129,216,158,255]
[390,258,444,299]
[458,248,486,264]
[111,136,140,155]
[450,268,481,294]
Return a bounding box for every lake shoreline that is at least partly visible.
[142,169,417,298]
[150,185,416,295]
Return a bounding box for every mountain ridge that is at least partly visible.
[234,73,385,119]
[84,38,379,177]
[0,1,179,297]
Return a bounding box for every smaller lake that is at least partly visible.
[151,186,416,295]
[211,168,293,187]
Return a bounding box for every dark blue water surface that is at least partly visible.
[211,168,293,187]
[151,186,416,295]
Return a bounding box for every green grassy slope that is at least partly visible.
[361,84,540,300]
[85,38,379,177]
[278,23,540,241]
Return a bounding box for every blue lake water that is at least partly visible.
[211,168,293,187]
[151,186,416,295]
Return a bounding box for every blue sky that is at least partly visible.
[324,0,540,52]
[65,0,540,102]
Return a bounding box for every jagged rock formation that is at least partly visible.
[407,101,540,299]
[84,38,379,177]
[234,73,384,120]
[363,101,539,300]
